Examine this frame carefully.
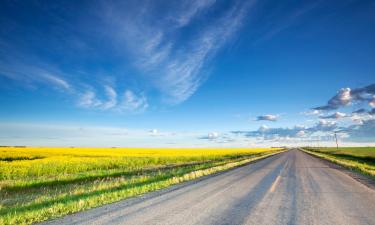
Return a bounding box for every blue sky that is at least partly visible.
[0,0,374,147]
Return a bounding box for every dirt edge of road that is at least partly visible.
[300,148,375,190]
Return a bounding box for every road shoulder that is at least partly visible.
[300,148,375,190]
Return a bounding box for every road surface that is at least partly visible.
[43,149,375,225]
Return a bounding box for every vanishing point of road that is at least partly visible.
[43,149,375,225]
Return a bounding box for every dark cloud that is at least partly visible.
[319,112,346,119]
[198,132,219,140]
[352,108,367,114]
[310,120,337,132]
[233,126,305,139]
[313,84,375,111]
[342,119,375,142]
[232,120,338,140]
[256,114,278,121]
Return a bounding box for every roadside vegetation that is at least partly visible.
[302,147,375,179]
[0,147,283,224]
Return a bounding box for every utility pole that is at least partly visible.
[334,131,339,151]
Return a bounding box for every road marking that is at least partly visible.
[269,175,281,193]
[269,158,289,193]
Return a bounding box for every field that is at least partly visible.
[302,147,375,178]
[0,147,282,224]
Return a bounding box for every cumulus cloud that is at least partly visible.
[302,109,321,116]
[312,119,337,132]
[256,114,279,121]
[208,132,219,139]
[232,83,375,143]
[258,125,269,132]
[198,132,220,140]
[296,130,306,137]
[342,119,375,142]
[233,119,338,141]
[370,96,375,108]
[233,125,305,140]
[314,84,375,111]
[319,112,346,119]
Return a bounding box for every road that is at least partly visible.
[43,149,375,225]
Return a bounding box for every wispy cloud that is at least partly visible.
[106,0,253,104]
[78,90,102,108]
[120,90,148,112]
[40,73,71,91]
[173,0,217,27]
[78,86,147,112]
[0,60,72,91]
[254,1,321,43]
[102,85,117,110]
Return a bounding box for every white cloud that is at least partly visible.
[149,129,158,135]
[258,125,269,132]
[296,130,305,137]
[208,132,219,139]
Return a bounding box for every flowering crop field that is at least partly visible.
[0,147,282,224]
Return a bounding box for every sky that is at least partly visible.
[0,0,374,147]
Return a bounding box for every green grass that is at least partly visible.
[302,147,375,179]
[0,147,283,224]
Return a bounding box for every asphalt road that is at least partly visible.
[43,149,375,225]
